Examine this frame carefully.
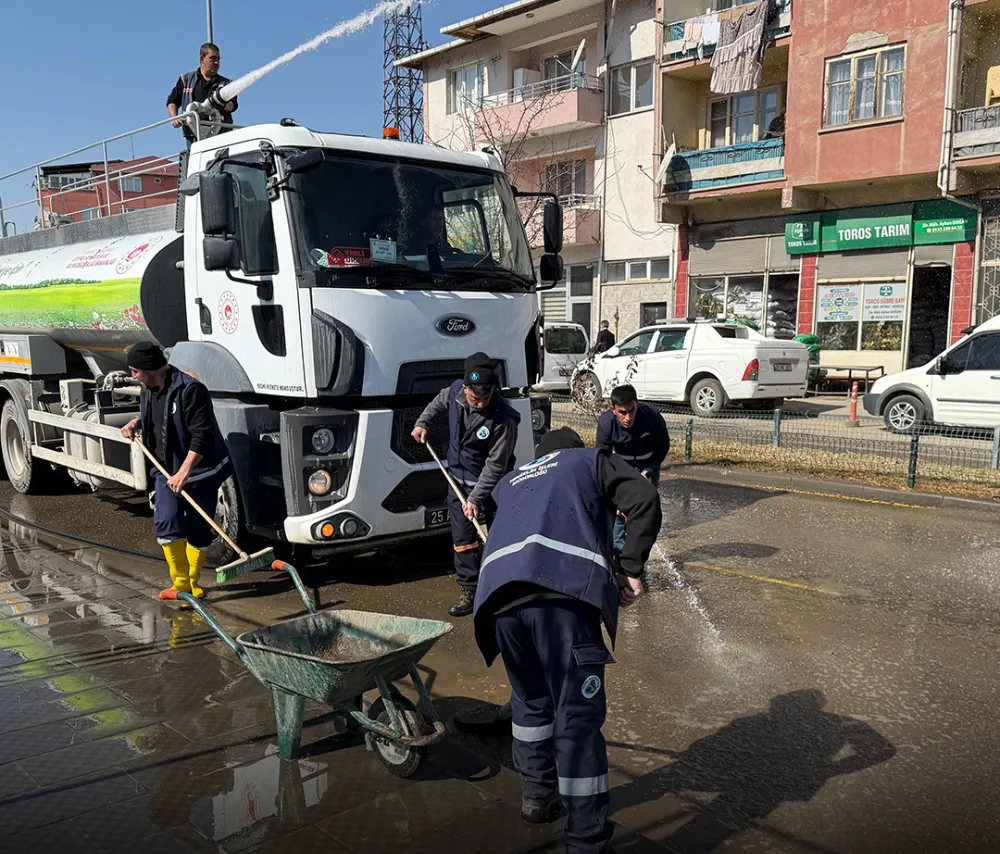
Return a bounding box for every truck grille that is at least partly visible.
[391,407,450,465]
[381,470,449,514]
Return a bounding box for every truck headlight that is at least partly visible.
[311,427,336,455]
[308,469,333,495]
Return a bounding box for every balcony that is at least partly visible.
[474,74,604,141]
[663,137,784,194]
[662,0,792,65]
[524,194,601,249]
[953,105,1000,161]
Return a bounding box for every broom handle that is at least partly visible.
[424,441,488,543]
[134,438,246,558]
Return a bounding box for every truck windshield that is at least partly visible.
[288,151,535,290]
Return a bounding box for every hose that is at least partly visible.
[0,504,160,561]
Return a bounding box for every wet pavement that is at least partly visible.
[2,474,1000,852]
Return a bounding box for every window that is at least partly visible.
[448,63,485,114]
[824,46,905,128]
[119,176,142,194]
[544,49,585,91]
[568,264,593,297]
[223,160,278,276]
[706,88,781,148]
[654,328,687,352]
[81,208,100,221]
[690,275,765,327]
[618,330,655,357]
[604,258,672,282]
[964,334,1000,371]
[609,60,654,116]
[641,302,669,327]
[545,326,588,355]
[815,282,904,351]
[545,160,587,199]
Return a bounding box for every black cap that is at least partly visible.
[126,342,167,371]
[536,427,585,457]
[464,352,497,387]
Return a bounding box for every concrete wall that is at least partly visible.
[600,280,674,338]
[785,0,948,187]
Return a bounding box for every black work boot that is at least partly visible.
[521,792,565,824]
[449,590,474,617]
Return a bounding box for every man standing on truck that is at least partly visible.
[411,353,520,617]
[121,343,232,602]
[596,384,669,556]
[166,43,238,147]
[473,426,661,852]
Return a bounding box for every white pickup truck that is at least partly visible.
[571,321,809,416]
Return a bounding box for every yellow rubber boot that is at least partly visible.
[186,544,208,599]
[160,540,191,601]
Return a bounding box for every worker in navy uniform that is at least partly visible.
[121,342,232,602]
[411,353,520,617]
[473,426,662,854]
[596,384,669,555]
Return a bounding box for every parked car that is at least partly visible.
[535,322,590,392]
[864,317,1000,432]
[570,321,809,416]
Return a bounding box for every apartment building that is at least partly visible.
[656,0,977,375]
[398,0,674,343]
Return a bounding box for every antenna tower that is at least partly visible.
[383,3,426,143]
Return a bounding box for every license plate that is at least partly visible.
[424,507,449,528]
[773,362,793,372]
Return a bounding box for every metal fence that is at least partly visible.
[550,398,1000,502]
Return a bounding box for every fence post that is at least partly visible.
[684,418,693,461]
[993,426,1000,471]
[772,408,782,448]
[907,433,920,489]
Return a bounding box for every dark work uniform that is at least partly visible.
[140,368,231,547]
[596,404,670,552]
[415,379,520,592]
[474,448,661,854]
[166,70,238,143]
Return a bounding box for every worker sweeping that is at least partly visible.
[473,426,662,853]
[121,342,232,601]
[411,352,520,617]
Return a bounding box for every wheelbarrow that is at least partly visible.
[172,560,452,777]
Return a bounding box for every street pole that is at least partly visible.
[0,194,5,238]
[206,0,214,42]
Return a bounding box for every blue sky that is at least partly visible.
[0,0,465,230]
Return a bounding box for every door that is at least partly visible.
[931,332,1000,426]
[543,325,589,387]
[644,327,691,400]
[599,330,655,396]
[193,148,308,396]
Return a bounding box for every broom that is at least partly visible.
[134,439,275,582]
[423,441,487,543]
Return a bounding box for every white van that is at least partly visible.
[536,322,590,392]
[864,317,1000,432]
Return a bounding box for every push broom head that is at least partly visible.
[215,547,277,583]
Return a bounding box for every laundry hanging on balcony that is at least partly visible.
[709,0,777,95]
[682,13,720,61]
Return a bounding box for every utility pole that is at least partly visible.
[206,0,214,42]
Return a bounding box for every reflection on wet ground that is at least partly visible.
[2,476,1000,852]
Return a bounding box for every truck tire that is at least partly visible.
[207,474,245,567]
[690,378,726,418]
[0,400,60,495]
[883,394,925,434]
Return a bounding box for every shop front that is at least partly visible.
[786,201,977,375]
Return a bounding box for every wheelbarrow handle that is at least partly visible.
[175,592,243,658]
[271,560,316,615]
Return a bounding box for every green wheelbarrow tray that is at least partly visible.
[175,560,452,769]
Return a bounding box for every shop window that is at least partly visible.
[824,46,905,128]
[640,302,668,327]
[690,273,796,337]
[815,282,905,351]
[705,88,781,148]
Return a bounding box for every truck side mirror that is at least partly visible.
[200,172,236,236]
[203,236,240,271]
[543,199,563,254]
[539,253,563,286]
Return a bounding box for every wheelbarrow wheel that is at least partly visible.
[366,694,427,779]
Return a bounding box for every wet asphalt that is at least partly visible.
[1,473,1000,853]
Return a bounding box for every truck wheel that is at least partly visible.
[0,400,59,494]
[207,475,245,567]
[573,372,602,406]
[690,378,726,418]
[884,394,925,434]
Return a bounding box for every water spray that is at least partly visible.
[185,0,417,139]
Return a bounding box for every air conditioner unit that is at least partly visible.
[512,68,542,102]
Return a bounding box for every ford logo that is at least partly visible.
[436,316,476,336]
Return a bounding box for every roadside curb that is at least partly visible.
[663,463,1000,514]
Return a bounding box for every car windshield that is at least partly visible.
[546,327,587,354]
[288,150,535,290]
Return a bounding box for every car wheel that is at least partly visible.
[573,372,602,406]
[690,378,726,418]
[883,394,925,434]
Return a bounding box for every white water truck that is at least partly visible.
[0,111,563,563]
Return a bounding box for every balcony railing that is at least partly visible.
[479,73,603,109]
[663,137,784,193]
[953,105,1000,159]
[662,0,792,64]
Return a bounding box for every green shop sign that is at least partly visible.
[785,201,977,255]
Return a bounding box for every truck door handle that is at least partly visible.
[195,298,212,334]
